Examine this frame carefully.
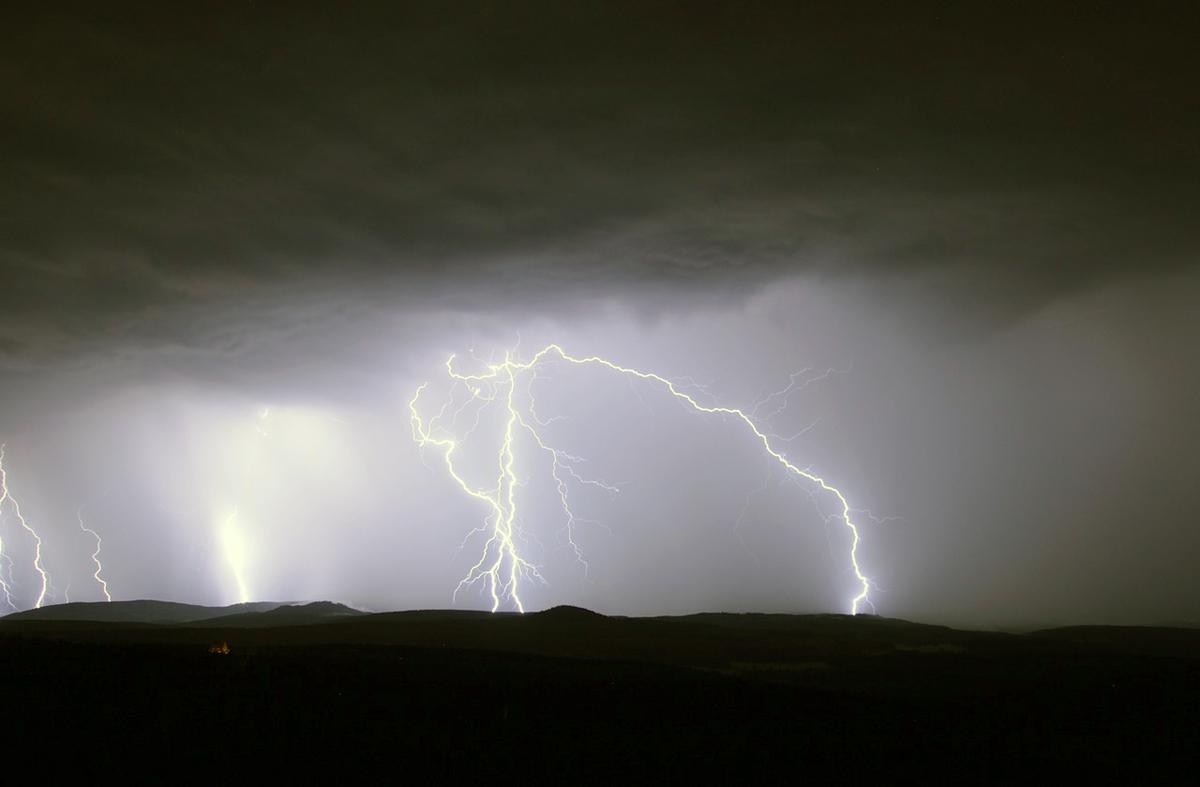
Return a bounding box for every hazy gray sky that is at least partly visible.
[1,3,1196,625]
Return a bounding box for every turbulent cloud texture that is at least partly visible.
[4,3,1196,360]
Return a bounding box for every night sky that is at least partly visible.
[1,2,1197,625]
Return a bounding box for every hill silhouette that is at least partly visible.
[188,600,365,628]
[0,603,1194,781]
[1,599,285,624]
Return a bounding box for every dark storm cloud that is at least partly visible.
[2,2,1197,363]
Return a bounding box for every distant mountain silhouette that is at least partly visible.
[1,599,285,624]
[188,601,365,627]
[4,600,1198,662]
[532,604,606,621]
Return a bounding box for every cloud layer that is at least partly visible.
[3,3,1196,363]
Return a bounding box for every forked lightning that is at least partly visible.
[410,344,875,615]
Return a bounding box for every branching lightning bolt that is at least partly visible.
[76,505,112,602]
[411,344,876,615]
[0,444,50,609]
[410,361,547,612]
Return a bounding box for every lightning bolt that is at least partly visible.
[410,360,546,612]
[0,552,15,611]
[0,444,50,609]
[410,344,876,615]
[76,505,112,602]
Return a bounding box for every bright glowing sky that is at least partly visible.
[1,4,1197,626]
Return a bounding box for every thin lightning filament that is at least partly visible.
[77,506,112,602]
[0,444,50,609]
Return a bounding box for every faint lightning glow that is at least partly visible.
[410,344,876,615]
[76,505,112,602]
[254,407,272,438]
[219,509,251,604]
[214,406,273,605]
[0,444,50,609]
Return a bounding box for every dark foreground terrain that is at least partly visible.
[3,602,1196,782]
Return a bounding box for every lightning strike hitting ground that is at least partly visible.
[410,344,875,615]
[76,506,112,602]
[0,444,51,610]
